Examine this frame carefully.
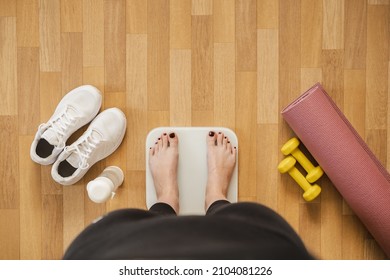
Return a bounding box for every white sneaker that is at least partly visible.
[51,108,127,185]
[30,85,102,165]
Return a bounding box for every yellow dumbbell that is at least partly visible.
[278,156,321,202]
[281,137,323,183]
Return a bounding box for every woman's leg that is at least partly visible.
[149,132,180,214]
[205,130,237,212]
[203,131,310,256]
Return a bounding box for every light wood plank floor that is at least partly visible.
[0,0,389,260]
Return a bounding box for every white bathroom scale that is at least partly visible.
[146,127,238,215]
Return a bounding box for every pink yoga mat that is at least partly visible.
[282,83,390,257]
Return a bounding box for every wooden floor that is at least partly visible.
[0,0,389,260]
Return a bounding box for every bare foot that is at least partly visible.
[205,131,237,211]
[149,132,179,213]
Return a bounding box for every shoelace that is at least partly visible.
[64,131,101,170]
[38,106,76,149]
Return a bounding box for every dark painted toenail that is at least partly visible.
[169,133,175,138]
[163,133,167,136]
[218,132,222,134]
[228,141,230,143]
[155,142,158,144]
[224,136,227,139]
[209,131,215,137]
[234,147,237,149]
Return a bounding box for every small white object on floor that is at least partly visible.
[146,127,238,215]
[87,166,124,203]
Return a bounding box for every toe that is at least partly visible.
[149,146,155,156]
[154,141,160,153]
[168,132,178,147]
[227,141,232,153]
[157,137,163,149]
[162,133,168,148]
[217,132,224,146]
[207,131,217,146]
[223,136,228,148]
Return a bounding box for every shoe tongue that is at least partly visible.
[65,130,103,168]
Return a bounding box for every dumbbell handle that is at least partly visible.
[291,149,316,172]
[287,166,312,192]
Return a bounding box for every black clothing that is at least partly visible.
[63,201,313,260]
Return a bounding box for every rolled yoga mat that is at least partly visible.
[281,83,390,257]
